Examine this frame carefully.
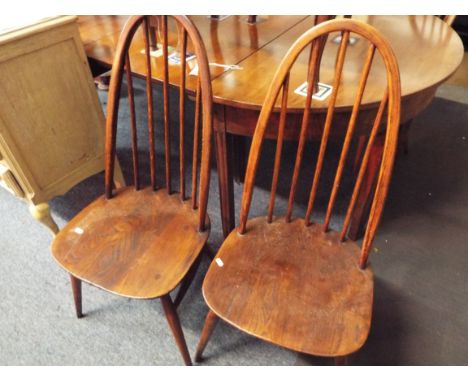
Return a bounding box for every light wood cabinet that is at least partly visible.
[0,16,124,235]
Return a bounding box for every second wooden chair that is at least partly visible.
[195,18,401,364]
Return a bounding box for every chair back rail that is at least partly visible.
[104,15,213,231]
[238,19,401,268]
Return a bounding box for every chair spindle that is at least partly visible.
[124,54,140,190]
[179,27,188,200]
[162,16,171,193]
[286,40,321,222]
[192,78,202,210]
[304,31,350,226]
[267,74,290,223]
[340,89,389,241]
[323,43,376,231]
[143,17,157,190]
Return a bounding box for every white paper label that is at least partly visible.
[215,258,224,267]
[294,82,333,101]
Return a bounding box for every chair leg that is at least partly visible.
[195,309,219,362]
[174,257,201,308]
[334,356,348,366]
[70,274,83,318]
[160,294,192,366]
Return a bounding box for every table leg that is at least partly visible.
[348,134,384,241]
[232,135,247,184]
[214,106,235,238]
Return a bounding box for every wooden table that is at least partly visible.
[79,16,308,79]
[77,15,464,238]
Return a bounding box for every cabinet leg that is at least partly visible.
[29,202,59,236]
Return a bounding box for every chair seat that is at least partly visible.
[202,217,373,357]
[52,187,209,299]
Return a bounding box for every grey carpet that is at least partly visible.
[1,78,467,365]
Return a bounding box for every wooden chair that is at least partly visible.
[195,19,401,364]
[51,15,213,366]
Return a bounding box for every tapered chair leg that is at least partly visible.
[334,356,348,366]
[160,294,192,366]
[70,274,83,318]
[195,309,219,362]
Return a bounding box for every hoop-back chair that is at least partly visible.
[195,19,401,364]
[51,15,213,365]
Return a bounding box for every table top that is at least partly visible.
[212,15,464,112]
[78,15,464,112]
[79,15,307,80]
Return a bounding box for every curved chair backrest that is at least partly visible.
[104,15,213,232]
[238,19,401,268]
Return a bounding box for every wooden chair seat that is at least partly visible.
[52,186,210,299]
[202,217,373,357]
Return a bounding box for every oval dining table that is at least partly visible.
[78,15,464,239]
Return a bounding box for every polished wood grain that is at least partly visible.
[198,19,401,363]
[52,15,214,365]
[211,15,462,113]
[80,15,308,84]
[77,15,128,46]
[203,218,374,357]
[52,187,210,298]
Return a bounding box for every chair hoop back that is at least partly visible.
[238,18,401,268]
[104,15,213,232]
